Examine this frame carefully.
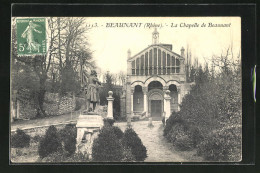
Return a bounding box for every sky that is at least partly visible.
[85,17,241,74]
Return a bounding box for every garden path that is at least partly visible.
[115,121,202,162]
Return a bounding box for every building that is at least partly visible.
[121,28,192,119]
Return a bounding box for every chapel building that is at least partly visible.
[122,28,192,119]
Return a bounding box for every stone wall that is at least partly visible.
[43,92,60,116]
[11,121,77,137]
[13,91,78,119]
[18,100,37,119]
[58,94,76,115]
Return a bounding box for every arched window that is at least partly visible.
[136,58,140,75]
[154,48,157,74]
[176,59,180,66]
[145,52,148,75]
[171,56,175,73]
[133,85,144,112]
[168,56,181,74]
[176,59,180,73]
[149,49,153,75]
[169,84,178,112]
[162,52,166,74]
[140,55,144,75]
[158,49,161,75]
[167,54,170,74]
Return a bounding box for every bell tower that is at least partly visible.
[152,28,159,44]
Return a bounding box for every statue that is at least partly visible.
[85,70,101,112]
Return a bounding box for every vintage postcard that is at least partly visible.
[10,17,242,163]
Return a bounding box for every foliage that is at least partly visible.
[99,71,122,119]
[164,117,200,151]
[103,118,115,126]
[197,127,242,161]
[41,150,89,162]
[174,135,194,151]
[164,52,242,161]
[122,128,147,161]
[163,112,185,137]
[59,124,77,156]
[11,17,94,118]
[121,146,135,162]
[74,98,83,111]
[112,126,124,139]
[92,126,124,161]
[11,129,30,148]
[38,125,62,158]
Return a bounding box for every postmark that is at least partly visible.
[16,18,46,56]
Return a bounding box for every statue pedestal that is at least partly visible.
[76,111,104,159]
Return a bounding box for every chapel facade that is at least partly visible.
[121,28,192,119]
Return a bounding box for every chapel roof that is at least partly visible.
[127,44,184,61]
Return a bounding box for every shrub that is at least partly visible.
[197,127,242,161]
[103,118,115,126]
[41,150,89,162]
[164,117,200,151]
[11,129,30,148]
[113,110,120,120]
[112,126,124,139]
[165,123,186,143]
[31,135,43,143]
[92,126,124,161]
[189,127,204,148]
[163,112,184,137]
[174,135,194,151]
[123,128,147,161]
[122,146,135,162]
[59,124,77,156]
[38,125,62,158]
[116,116,126,122]
[41,151,67,162]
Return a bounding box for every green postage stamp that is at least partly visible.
[16,18,46,56]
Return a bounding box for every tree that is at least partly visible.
[38,126,62,158]
[164,46,242,161]
[123,128,147,161]
[118,71,127,86]
[99,71,122,119]
[53,17,94,95]
[11,17,94,118]
[92,126,124,161]
[11,18,57,117]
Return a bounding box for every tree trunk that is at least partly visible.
[36,76,47,117]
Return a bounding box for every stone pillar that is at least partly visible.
[130,87,134,115]
[143,87,148,115]
[120,92,126,117]
[177,86,181,111]
[126,77,131,117]
[106,91,114,119]
[163,86,169,112]
[127,61,132,76]
[164,90,171,120]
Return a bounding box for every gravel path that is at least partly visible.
[115,121,189,162]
